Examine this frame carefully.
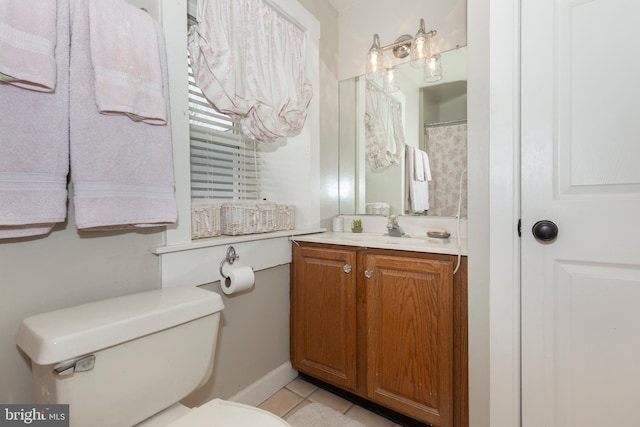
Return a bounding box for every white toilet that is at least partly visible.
[16,287,291,427]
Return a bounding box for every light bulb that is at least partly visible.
[411,19,431,68]
[366,34,383,81]
[424,54,442,82]
[383,67,399,93]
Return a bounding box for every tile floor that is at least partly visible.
[258,377,403,427]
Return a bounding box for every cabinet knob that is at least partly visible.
[364,269,374,279]
[343,264,352,273]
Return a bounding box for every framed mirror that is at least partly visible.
[338,46,467,217]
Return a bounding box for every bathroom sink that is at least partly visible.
[333,232,408,244]
[294,231,467,256]
[335,232,454,246]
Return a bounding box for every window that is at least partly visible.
[155,2,318,255]
[188,59,260,201]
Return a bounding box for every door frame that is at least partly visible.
[468,0,521,426]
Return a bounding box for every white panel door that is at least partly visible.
[521,0,640,426]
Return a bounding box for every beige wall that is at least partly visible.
[297,0,340,230]
[183,266,291,405]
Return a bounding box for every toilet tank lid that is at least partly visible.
[16,287,224,365]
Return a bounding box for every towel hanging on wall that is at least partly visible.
[0,0,70,238]
[69,0,177,230]
[0,0,177,238]
[0,0,58,92]
[88,0,167,124]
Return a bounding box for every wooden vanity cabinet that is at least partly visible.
[290,244,358,391]
[291,243,468,427]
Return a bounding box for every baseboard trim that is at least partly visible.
[228,362,298,407]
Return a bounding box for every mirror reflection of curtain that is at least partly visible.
[425,123,467,216]
[364,82,405,170]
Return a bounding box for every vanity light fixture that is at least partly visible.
[365,18,437,90]
[424,54,443,82]
[383,67,399,93]
[366,34,384,81]
[410,19,432,67]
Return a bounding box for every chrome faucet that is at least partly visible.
[386,215,406,237]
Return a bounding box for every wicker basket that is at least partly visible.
[365,202,390,216]
[220,201,278,235]
[275,204,295,231]
[191,200,221,239]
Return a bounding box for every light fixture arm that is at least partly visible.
[374,30,438,51]
[370,33,381,50]
[377,30,437,59]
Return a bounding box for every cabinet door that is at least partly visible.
[363,253,454,426]
[291,245,357,390]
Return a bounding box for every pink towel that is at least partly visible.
[69,0,177,230]
[0,0,58,92]
[0,0,69,239]
[88,0,167,125]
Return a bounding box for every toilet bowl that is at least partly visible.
[137,400,290,427]
[165,399,289,427]
[16,287,291,427]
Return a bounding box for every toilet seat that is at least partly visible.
[166,399,291,427]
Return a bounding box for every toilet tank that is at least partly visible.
[16,287,224,427]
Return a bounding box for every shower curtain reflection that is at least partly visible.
[425,123,467,217]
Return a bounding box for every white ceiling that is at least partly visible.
[326,0,362,11]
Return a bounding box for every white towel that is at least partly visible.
[0,0,69,239]
[413,148,433,182]
[405,147,429,213]
[414,148,425,181]
[69,0,177,230]
[420,149,433,181]
[88,0,167,125]
[0,0,58,92]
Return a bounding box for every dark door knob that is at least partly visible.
[532,220,558,242]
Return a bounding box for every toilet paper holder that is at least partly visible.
[219,246,240,279]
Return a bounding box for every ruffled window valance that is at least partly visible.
[364,82,406,170]
[187,0,313,143]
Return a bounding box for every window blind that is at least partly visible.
[188,59,260,200]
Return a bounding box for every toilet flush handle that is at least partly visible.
[53,354,96,376]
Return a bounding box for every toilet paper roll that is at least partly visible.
[222,266,255,295]
[332,216,343,232]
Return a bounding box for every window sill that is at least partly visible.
[155,228,325,288]
[151,228,326,255]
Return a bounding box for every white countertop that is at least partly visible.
[291,231,467,256]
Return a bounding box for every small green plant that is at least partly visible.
[351,218,362,229]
